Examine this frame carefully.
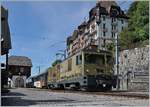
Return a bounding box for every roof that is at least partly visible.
[95,1,128,18]
[98,1,118,8]
[8,56,32,67]
[29,68,49,79]
[96,1,118,13]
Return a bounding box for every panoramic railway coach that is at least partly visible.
[47,47,117,91]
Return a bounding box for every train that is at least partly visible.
[26,49,117,91]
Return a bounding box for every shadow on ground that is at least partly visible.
[1,90,75,106]
[2,92,26,96]
[1,97,75,106]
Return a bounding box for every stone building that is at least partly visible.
[119,45,149,91]
[67,1,128,56]
[8,56,32,88]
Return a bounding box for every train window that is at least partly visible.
[107,56,112,64]
[85,54,104,65]
[68,58,72,71]
[76,55,78,65]
[76,54,82,65]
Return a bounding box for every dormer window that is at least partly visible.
[110,8,119,17]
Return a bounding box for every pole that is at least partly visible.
[6,52,8,72]
[115,33,119,90]
[63,50,67,59]
[6,52,9,87]
[36,66,40,74]
[38,66,40,74]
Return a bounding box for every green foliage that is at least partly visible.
[52,60,62,67]
[106,41,115,52]
[120,1,149,49]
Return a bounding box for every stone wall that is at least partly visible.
[119,45,149,92]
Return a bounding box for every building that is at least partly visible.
[67,1,128,56]
[8,56,32,88]
[1,6,12,88]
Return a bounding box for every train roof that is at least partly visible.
[29,68,49,79]
[62,47,112,62]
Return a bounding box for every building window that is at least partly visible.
[122,26,124,30]
[103,16,105,21]
[103,40,106,44]
[103,23,105,29]
[112,32,115,38]
[103,32,105,37]
[112,18,116,23]
[114,25,116,30]
[103,39,106,47]
[112,25,116,30]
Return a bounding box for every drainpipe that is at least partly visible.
[115,33,119,90]
[6,51,9,87]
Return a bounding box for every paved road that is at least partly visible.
[1,88,149,106]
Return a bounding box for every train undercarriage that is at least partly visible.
[47,75,117,91]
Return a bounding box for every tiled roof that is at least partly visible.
[8,56,32,67]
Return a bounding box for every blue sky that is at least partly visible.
[1,0,133,76]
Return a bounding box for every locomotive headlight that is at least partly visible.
[86,69,89,72]
[103,84,106,87]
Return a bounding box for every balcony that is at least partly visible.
[102,28,108,32]
[84,30,90,36]
[111,21,118,26]
[112,29,118,33]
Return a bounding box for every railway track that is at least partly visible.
[28,88,149,99]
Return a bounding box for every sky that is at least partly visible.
[1,0,133,76]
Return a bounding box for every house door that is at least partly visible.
[15,77,24,87]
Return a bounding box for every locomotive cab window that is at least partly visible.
[85,54,104,65]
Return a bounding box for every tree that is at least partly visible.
[119,1,149,49]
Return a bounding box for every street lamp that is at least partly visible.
[36,66,41,74]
